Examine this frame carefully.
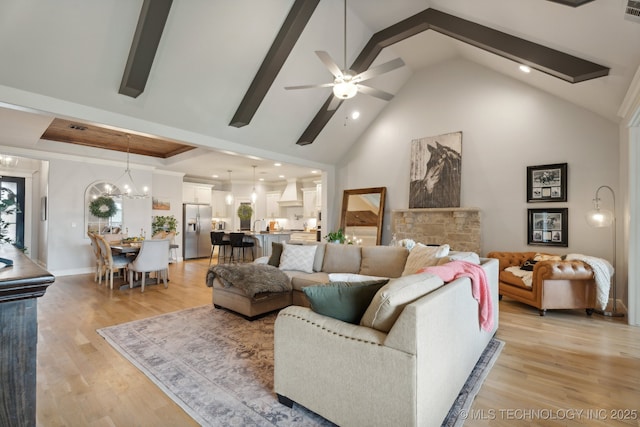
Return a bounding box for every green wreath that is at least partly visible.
[237,204,253,221]
[89,196,118,218]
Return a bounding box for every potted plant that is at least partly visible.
[237,204,253,221]
[151,215,179,236]
[324,228,346,244]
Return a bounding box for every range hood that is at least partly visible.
[278,178,303,206]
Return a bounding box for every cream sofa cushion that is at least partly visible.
[401,244,450,276]
[360,246,409,278]
[321,244,362,273]
[360,273,445,332]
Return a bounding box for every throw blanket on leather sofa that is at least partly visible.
[419,260,494,332]
[206,264,292,298]
[565,253,612,310]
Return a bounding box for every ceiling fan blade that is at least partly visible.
[285,83,334,90]
[315,51,343,78]
[357,85,395,101]
[327,96,342,111]
[354,57,405,82]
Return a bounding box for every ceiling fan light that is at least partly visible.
[333,81,358,99]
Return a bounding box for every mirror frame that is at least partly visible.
[339,187,386,246]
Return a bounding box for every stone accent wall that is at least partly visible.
[391,208,481,253]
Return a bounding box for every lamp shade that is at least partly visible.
[586,208,614,227]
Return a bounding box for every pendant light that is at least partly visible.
[250,165,257,203]
[225,170,234,205]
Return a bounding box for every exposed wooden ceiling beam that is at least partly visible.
[119,0,173,98]
[229,0,321,128]
[546,0,596,6]
[296,8,609,146]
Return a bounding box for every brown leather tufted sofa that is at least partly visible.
[486,251,597,316]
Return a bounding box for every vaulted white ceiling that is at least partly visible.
[0,0,638,181]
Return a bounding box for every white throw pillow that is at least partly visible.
[278,243,318,273]
[436,251,481,265]
[401,243,450,276]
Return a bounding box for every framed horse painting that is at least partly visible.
[526,163,567,202]
[409,131,462,208]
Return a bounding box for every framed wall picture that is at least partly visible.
[526,163,567,202]
[152,197,171,211]
[528,208,568,247]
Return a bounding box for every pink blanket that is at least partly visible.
[418,261,494,332]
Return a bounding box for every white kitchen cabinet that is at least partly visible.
[302,188,317,218]
[211,190,229,218]
[183,182,212,204]
[265,191,282,218]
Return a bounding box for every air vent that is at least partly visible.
[69,124,87,131]
[626,0,640,23]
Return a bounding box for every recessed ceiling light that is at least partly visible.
[519,65,531,73]
[351,111,360,120]
[212,174,219,178]
[279,174,285,178]
[274,163,282,167]
[311,170,319,174]
[259,178,264,181]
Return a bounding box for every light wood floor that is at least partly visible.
[36,259,640,426]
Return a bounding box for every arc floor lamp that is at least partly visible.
[585,185,624,317]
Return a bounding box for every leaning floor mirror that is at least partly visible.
[339,187,386,246]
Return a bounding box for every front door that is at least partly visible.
[0,176,25,249]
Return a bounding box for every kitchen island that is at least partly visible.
[245,231,291,258]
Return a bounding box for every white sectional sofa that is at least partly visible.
[273,255,499,427]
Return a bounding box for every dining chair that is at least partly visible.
[87,232,103,282]
[127,238,171,292]
[165,231,178,264]
[229,232,254,263]
[209,231,230,265]
[95,234,129,290]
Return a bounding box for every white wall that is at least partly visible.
[338,58,619,262]
[47,158,153,275]
[152,170,184,253]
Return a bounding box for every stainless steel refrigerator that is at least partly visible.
[183,203,213,259]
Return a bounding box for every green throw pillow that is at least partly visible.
[268,242,283,267]
[302,280,389,324]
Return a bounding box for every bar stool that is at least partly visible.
[229,232,254,263]
[209,231,230,265]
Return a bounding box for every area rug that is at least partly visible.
[97,305,503,426]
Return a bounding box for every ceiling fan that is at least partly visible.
[285,0,405,110]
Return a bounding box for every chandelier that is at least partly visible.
[0,155,18,168]
[111,136,149,199]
